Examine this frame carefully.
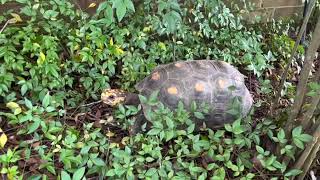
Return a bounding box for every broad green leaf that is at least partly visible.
[299,134,313,142]
[187,124,195,134]
[28,120,41,134]
[115,0,126,22]
[92,158,105,166]
[124,0,135,12]
[21,84,28,95]
[224,124,232,132]
[61,171,71,180]
[194,112,204,119]
[72,167,86,180]
[42,92,50,108]
[147,128,161,136]
[255,145,264,154]
[284,169,303,177]
[292,126,302,137]
[293,138,304,149]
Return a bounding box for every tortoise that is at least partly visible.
[101,60,253,133]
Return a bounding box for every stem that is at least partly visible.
[301,67,320,129]
[285,16,320,134]
[271,0,316,115]
[0,20,10,34]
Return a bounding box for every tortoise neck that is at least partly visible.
[124,92,140,106]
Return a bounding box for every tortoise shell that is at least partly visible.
[135,60,253,129]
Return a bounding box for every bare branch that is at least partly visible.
[271,0,317,115]
[285,16,320,133]
[301,67,320,129]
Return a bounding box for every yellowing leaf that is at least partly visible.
[40,52,46,61]
[37,52,46,65]
[109,38,114,46]
[6,102,20,109]
[121,136,130,145]
[33,43,41,48]
[115,46,124,55]
[143,26,152,32]
[6,102,22,115]
[158,42,166,51]
[106,131,115,137]
[88,3,96,8]
[0,128,7,148]
[10,13,22,22]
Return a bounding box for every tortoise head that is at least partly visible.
[101,88,126,107]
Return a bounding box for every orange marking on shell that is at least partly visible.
[151,72,160,80]
[167,86,178,95]
[218,79,226,89]
[174,63,183,68]
[195,83,205,92]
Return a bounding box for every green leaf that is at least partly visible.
[277,129,285,141]
[165,117,174,129]
[92,158,105,166]
[299,134,313,142]
[28,120,41,134]
[292,126,302,137]
[284,169,303,177]
[97,2,109,14]
[61,171,72,180]
[293,138,304,149]
[147,128,161,136]
[106,169,115,176]
[194,112,204,119]
[80,146,91,154]
[165,130,174,141]
[42,92,50,108]
[187,124,195,134]
[72,167,86,180]
[124,0,135,12]
[24,98,33,109]
[255,145,264,154]
[115,0,126,22]
[246,173,255,179]
[21,84,28,95]
[224,124,232,132]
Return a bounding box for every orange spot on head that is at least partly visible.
[174,63,183,68]
[167,86,178,95]
[218,79,226,89]
[195,83,205,92]
[151,72,160,80]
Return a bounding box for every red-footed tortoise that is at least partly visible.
[101,60,253,133]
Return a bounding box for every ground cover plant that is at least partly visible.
[0,0,319,179]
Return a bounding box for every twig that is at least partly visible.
[285,16,320,134]
[0,20,10,34]
[271,0,316,115]
[80,100,102,107]
[301,66,320,129]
